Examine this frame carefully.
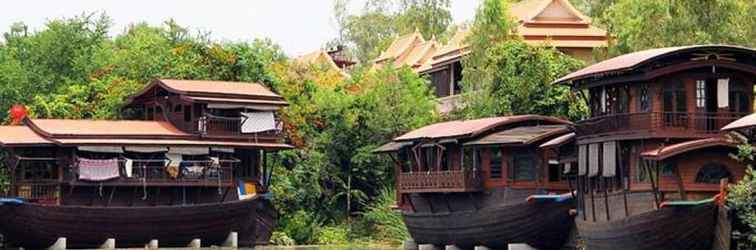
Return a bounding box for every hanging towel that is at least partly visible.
[79,158,120,181]
[124,158,134,178]
[166,153,182,167]
[241,111,276,133]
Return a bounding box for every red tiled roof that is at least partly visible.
[554,45,756,84]
[158,79,281,98]
[0,126,53,146]
[52,138,293,149]
[722,113,756,131]
[641,137,736,161]
[395,115,571,141]
[26,119,188,138]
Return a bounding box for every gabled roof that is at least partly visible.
[641,138,737,161]
[511,0,590,24]
[554,45,756,84]
[126,79,286,107]
[375,31,425,63]
[295,50,350,77]
[394,115,571,141]
[0,126,53,146]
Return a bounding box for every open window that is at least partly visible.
[695,163,732,184]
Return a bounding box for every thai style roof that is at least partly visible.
[394,115,571,142]
[463,125,569,146]
[641,138,737,161]
[554,45,756,84]
[722,112,756,131]
[294,49,351,77]
[0,126,53,146]
[539,132,575,148]
[373,31,439,71]
[374,31,425,64]
[126,79,286,107]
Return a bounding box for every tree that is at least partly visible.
[456,0,587,120]
[333,0,452,63]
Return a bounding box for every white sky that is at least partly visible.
[0,0,479,57]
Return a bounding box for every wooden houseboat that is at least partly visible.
[0,79,292,249]
[375,115,578,249]
[554,45,756,250]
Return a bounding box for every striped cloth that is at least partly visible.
[78,158,120,181]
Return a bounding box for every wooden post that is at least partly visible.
[603,177,611,221]
[590,176,596,222]
[674,163,687,200]
[623,177,629,217]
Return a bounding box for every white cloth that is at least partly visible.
[124,158,134,178]
[166,153,183,168]
[588,143,600,177]
[563,162,572,174]
[602,141,617,177]
[718,78,729,108]
[211,147,235,153]
[241,111,277,133]
[578,145,587,176]
[78,146,123,153]
[168,147,209,155]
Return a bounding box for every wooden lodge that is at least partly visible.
[0,79,292,249]
[555,45,756,250]
[374,0,609,112]
[375,115,579,249]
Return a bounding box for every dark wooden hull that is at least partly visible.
[403,189,574,250]
[252,198,278,246]
[0,198,268,249]
[576,203,717,250]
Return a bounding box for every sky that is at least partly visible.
[0,0,479,57]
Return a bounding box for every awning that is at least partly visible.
[52,138,293,150]
[78,146,124,153]
[722,113,756,131]
[540,132,575,148]
[207,103,280,111]
[373,141,413,153]
[168,147,209,155]
[463,125,569,146]
[124,146,168,153]
[641,138,737,161]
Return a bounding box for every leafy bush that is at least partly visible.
[270,231,295,246]
[278,210,322,244]
[315,225,349,245]
[360,188,409,244]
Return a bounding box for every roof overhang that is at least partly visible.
[463,125,569,146]
[722,113,756,131]
[641,138,737,161]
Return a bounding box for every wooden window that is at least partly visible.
[696,80,706,108]
[729,80,750,113]
[637,83,651,112]
[463,147,474,169]
[548,162,560,182]
[695,163,732,184]
[490,149,503,179]
[663,81,687,125]
[183,105,192,122]
[660,161,675,176]
[440,149,449,171]
[513,154,535,181]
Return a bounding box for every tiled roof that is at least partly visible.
[294,50,350,77]
[27,119,188,138]
[158,79,281,98]
[395,115,571,141]
[463,125,569,146]
[722,113,756,131]
[0,126,53,146]
[554,45,756,84]
[375,31,425,63]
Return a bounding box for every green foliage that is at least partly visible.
[360,188,410,244]
[456,0,587,120]
[595,0,756,55]
[270,231,296,246]
[333,0,452,63]
[729,136,756,248]
[315,225,350,245]
[277,210,323,244]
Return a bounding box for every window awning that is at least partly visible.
[463,125,569,146]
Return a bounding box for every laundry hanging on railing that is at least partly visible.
[124,158,134,178]
[241,111,276,133]
[78,158,120,181]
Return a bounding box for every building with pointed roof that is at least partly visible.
[374,0,609,112]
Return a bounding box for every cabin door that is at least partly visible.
[695,79,717,131]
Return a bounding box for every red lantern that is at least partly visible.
[9,104,28,125]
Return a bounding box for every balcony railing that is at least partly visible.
[576,112,747,138]
[198,115,282,138]
[398,169,482,193]
[66,159,236,187]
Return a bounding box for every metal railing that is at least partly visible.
[576,112,747,137]
[398,168,482,193]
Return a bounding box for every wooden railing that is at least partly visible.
[198,115,282,138]
[15,182,59,204]
[398,169,482,193]
[576,112,747,138]
[67,159,236,187]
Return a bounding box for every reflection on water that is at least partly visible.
[254,245,398,250]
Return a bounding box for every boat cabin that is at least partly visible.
[0,79,292,206]
[555,45,756,223]
[125,79,287,140]
[375,115,575,211]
